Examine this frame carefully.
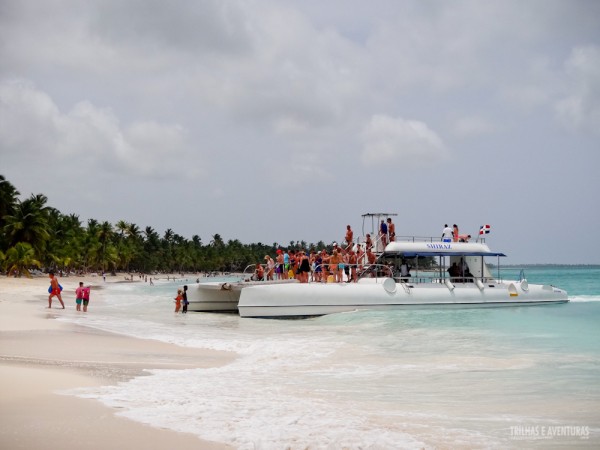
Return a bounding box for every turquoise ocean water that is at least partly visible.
[60,266,600,449]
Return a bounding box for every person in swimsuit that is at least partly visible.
[265,255,275,280]
[387,218,396,242]
[299,251,311,283]
[380,220,388,248]
[48,272,65,309]
[348,248,357,282]
[276,250,284,280]
[174,289,182,313]
[75,281,84,311]
[82,285,91,312]
[365,234,373,252]
[345,225,354,250]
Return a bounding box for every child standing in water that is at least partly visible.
[182,285,189,313]
[174,289,182,313]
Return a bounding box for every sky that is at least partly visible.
[1,0,599,264]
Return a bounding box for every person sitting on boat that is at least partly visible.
[458,234,471,242]
[459,258,473,282]
[254,263,265,281]
[399,259,411,282]
[447,262,460,281]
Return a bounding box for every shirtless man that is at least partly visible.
[348,248,358,282]
[387,218,396,242]
[365,234,373,252]
[48,271,65,309]
[276,250,284,280]
[345,225,354,249]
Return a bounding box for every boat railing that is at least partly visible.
[379,235,486,244]
[308,263,393,283]
[241,264,278,282]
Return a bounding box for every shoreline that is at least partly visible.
[0,274,235,450]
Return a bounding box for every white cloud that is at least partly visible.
[555,45,600,133]
[452,116,497,138]
[0,79,196,177]
[360,115,448,167]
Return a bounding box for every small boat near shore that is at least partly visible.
[186,270,298,312]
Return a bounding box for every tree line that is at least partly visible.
[0,175,330,277]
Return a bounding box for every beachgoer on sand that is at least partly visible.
[82,285,91,312]
[48,271,65,309]
[75,281,84,311]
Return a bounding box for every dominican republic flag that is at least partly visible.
[479,224,491,235]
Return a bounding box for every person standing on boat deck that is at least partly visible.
[319,249,329,282]
[276,249,284,280]
[182,285,189,313]
[348,248,358,282]
[312,250,321,282]
[379,220,388,248]
[399,259,411,282]
[356,244,365,273]
[299,251,311,283]
[365,234,373,252]
[366,248,377,277]
[345,225,354,249]
[453,224,459,242]
[442,224,453,242]
[265,255,275,280]
[387,218,396,242]
[283,249,290,274]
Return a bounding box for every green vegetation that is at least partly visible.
[0,175,328,276]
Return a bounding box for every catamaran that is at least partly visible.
[187,214,569,317]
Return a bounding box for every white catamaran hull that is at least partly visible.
[237,278,569,318]
[186,279,299,312]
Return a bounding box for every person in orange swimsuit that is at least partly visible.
[174,289,182,313]
[48,272,65,309]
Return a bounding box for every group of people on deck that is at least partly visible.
[253,223,391,284]
[441,224,471,243]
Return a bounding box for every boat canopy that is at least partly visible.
[383,241,506,258]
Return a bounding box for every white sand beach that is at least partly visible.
[0,275,234,450]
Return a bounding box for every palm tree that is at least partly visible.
[3,194,51,259]
[0,175,20,250]
[98,221,114,273]
[3,242,41,277]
